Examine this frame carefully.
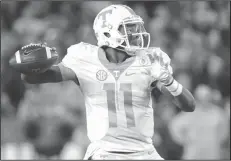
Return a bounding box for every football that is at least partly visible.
[9,43,59,75]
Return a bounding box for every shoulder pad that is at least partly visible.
[62,42,98,67]
[67,42,98,56]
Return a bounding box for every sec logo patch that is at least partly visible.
[96,70,108,81]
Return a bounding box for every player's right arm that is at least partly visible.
[21,63,79,85]
[21,43,85,85]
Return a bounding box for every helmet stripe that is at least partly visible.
[122,5,136,15]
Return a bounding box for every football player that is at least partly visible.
[21,5,195,160]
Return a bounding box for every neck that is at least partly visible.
[103,47,131,64]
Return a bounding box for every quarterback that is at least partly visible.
[21,5,195,160]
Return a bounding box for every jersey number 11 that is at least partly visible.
[103,83,136,128]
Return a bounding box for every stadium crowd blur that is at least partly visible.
[1,1,230,160]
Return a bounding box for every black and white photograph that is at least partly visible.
[1,0,230,160]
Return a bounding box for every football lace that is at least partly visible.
[21,43,47,50]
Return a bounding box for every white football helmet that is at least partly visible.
[93,5,150,55]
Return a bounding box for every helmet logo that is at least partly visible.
[96,70,108,81]
[97,9,113,28]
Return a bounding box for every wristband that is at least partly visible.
[164,76,174,86]
[165,79,183,96]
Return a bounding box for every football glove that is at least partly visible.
[150,48,174,86]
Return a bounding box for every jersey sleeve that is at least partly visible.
[62,42,83,70]
[61,42,85,80]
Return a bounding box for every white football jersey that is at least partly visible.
[62,42,171,152]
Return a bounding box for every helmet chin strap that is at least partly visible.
[116,40,140,56]
[101,45,128,55]
[116,46,138,56]
[101,38,141,56]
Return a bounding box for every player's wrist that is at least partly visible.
[160,74,174,86]
[164,79,183,96]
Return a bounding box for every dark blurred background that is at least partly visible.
[1,1,230,160]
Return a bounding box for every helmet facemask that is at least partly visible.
[116,17,150,55]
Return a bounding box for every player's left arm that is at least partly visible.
[150,48,196,112]
[156,81,196,112]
